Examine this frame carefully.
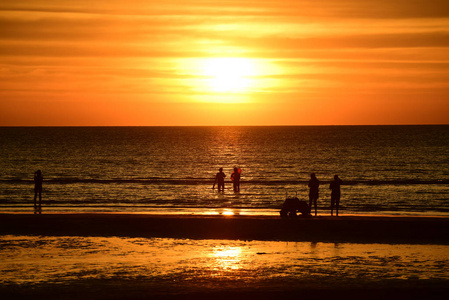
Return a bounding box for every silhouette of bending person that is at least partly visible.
[34,170,43,211]
[280,196,310,217]
[213,168,226,192]
[329,175,343,216]
[308,173,319,216]
[231,167,241,192]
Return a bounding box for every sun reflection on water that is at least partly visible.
[221,209,235,216]
[210,246,243,271]
[1,236,448,288]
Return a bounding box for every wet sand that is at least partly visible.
[1,213,448,299]
[1,213,449,244]
[1,235,448,300]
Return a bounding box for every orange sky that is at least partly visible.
[1,0,448,126]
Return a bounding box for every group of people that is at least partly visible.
[281,173,343,217]
[34,167,341,216]
[308,173,343,216]
[213,168,342,217]
[213,167,241,192]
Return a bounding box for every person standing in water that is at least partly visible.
[308,173,319,216]
[213,168,226,192]
[34,170,43,211]
[231,167,241,192]
[329,175,343,216]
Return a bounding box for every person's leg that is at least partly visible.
[336,197,340,216]
[38,189,42,209]
[331,197,334,216]
[309,195,313,215]
[34,188,37,209]
[314,197,317,216]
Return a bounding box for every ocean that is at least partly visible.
[0,126,448,216]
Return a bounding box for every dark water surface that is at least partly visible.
[1,126,448,215]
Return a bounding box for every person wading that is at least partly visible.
[308,173,319,216]
[34,170,43,211]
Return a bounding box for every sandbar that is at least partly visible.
[1,213,448,244]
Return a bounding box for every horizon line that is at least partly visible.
[1,124,448,128]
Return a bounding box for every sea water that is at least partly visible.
[0,126,448,215]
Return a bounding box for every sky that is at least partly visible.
[1,0,449,126]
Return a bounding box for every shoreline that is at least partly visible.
[1,207,448,218]
[1,213,448,244]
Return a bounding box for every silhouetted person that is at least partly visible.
[280,196,310,217]
[231,167,241,192]
[329,175,343,216]
[34,170,43,211]
[213,168,226,192]
[308,173,319,216]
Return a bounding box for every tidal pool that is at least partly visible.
[1,236,448,291]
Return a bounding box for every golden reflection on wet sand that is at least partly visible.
[1,236,448,288]
[211,246,243,272]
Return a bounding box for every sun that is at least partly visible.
[178,56,280,103]
[201,57,256,93]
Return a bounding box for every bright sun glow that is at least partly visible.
[201,58,257,93]
[178,57,280,103]
[222,210,235,216]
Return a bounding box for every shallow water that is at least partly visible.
[1,236,448,290]
[1,126,448,216]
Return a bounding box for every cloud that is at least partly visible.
[1,0,449,125]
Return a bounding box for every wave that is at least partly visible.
[1,178,448,185]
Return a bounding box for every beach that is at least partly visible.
[2,0,449,296]
[1,213,448,299]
